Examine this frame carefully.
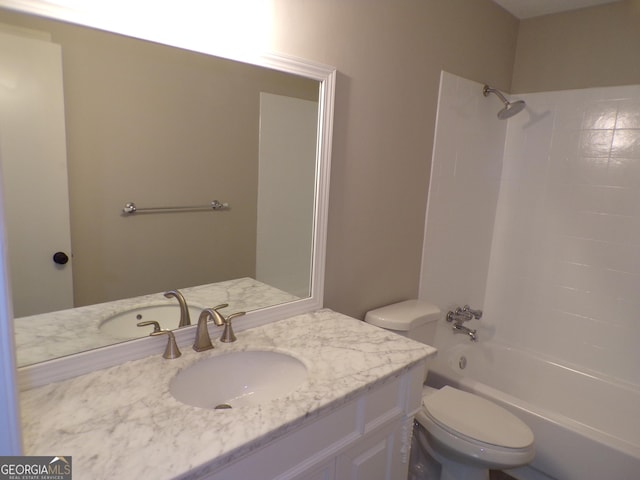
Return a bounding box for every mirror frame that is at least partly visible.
[0,0,335,391]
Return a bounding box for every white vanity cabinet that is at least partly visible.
[20,312,436,480]
[205,362,425,480]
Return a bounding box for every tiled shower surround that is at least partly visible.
[421,71,640,387]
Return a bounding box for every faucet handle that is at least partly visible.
[150,330,182,359]
[137,320,161,333]
[210,303,229,327]
[446,310,468,323]
[453,307,474,321]
[462,305,483,320]
[447,305,483,323]
[220,311,245,343]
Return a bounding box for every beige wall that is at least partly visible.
[512,0,640,93]
[0,9,317,306]
[1,1,518,317]
[270,0,518,318]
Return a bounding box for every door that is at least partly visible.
[256,92,318,298]
[0,30,74,317]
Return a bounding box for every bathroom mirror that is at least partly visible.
[0,0,335,375]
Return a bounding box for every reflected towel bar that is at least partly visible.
[122,200,229,215]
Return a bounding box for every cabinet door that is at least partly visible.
[336,422,408,480]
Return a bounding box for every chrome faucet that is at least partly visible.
[461,304,483,320]
[193,304,227,352]
[164,289,191,327]
[452,323,477,341]
[446,304,482,342]
[447,310,473,323]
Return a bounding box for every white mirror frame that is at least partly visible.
[0,0,334,402]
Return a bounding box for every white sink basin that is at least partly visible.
[170,351,308,409]
[99,304,203,340]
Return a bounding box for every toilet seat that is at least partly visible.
[416,386,535,468]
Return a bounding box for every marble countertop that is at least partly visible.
[14,277,299,366]
[20,309,435,480]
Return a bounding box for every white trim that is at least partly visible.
[1,0,335,391]
[0,178,22,454]
[417,71,444,300]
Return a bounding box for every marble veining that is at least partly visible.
[20,309,435,480]
[14,277,299,366]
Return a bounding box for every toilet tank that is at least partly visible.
[364,300,440,345]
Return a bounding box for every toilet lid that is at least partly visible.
[423,386,534,449]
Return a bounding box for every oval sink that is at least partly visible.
[170,351,308,409]
[99,304,203,340]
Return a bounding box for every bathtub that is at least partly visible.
[426,340,640,480]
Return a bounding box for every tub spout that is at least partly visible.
[452,323,477,341]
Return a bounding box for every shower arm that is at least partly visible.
[483,85,509,106]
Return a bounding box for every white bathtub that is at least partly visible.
[426,340,640,480]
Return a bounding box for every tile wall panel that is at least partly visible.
[422,72,640,386]
[419,72,506,321]
[484,85,640,386]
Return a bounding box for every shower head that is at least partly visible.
[483,85,526,119]
[497,100,526,119]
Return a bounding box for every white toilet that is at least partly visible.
[365,300,534,480]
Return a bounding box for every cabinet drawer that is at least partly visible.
[360,376,404,434]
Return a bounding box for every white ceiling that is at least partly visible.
[493,0,622,18]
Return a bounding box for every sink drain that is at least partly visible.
[214,403,233,410]
[458,355,467,370]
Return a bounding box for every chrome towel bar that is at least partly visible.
[122,200,229,215]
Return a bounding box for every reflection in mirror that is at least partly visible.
[0,8,329,367]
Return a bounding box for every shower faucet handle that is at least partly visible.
[446,305,482,323]
[462,305,483,320]
[447,309,471,323]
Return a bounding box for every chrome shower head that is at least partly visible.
[483,85,526,119]
[497,99,526,119]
